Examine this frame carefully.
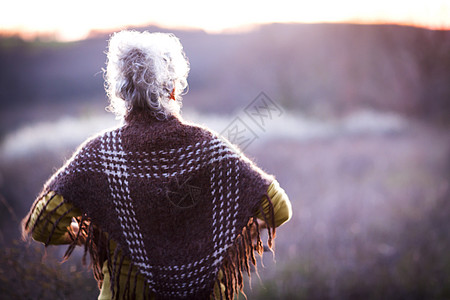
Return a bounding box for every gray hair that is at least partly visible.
[104,30,190,120]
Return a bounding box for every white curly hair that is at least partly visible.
[104,30,190,120]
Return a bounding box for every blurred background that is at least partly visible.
[1,1,449,299]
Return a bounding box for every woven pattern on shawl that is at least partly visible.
[45,118,271,299]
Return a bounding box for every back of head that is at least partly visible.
[105,30,190,120]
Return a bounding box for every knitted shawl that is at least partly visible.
[25,111,276,300]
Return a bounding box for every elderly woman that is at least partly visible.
[22,30,292,300]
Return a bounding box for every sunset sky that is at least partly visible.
[1,0,449,41]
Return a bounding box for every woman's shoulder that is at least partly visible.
[180,119,217,139]
[78,124,124,149]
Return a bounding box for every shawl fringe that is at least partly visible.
[22,193,107,289]
[208,192,276,300]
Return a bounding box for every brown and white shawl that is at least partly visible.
[24,110,276,300]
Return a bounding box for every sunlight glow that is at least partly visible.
[1,0,449,41]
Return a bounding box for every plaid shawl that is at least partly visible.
[24,110,276,299]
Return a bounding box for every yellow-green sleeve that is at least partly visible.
[98,243,151,300]
[256,180,292,227]
[28,191,82,245]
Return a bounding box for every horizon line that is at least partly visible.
[1,20,449,43]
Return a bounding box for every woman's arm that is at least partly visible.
[26,192,82,245]
[256,180,292,228]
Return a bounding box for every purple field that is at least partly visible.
[246,120,450,299]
